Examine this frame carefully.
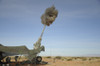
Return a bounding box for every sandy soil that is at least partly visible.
[41,57,100,66]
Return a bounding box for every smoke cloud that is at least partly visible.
[41,5,58,26]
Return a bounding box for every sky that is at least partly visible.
[0,0,100,56]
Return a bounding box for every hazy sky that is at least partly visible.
[0,0,100,56]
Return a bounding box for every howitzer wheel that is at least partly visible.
[0,54,2,62]
[36,56,42,63]
[6,57,11,63]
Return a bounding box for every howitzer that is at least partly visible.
[0,5,58,64]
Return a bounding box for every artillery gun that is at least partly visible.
[0,5,58,65]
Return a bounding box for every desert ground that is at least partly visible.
[1,56,100,66]
[41,56,100,66]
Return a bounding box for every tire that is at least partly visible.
[0,55,2,63]
[36,56,42,63]
[15,56,19,62]
[6,57,11,63]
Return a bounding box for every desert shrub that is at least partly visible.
[74,57,77,60]
[94,57,100,59]
[76,57,80,59]
[46,56,51,58]
[82,57,87,61]
[91,57,96,60]
[88,58,91,61]
[67,58,72,61]
[55,56,62,59]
